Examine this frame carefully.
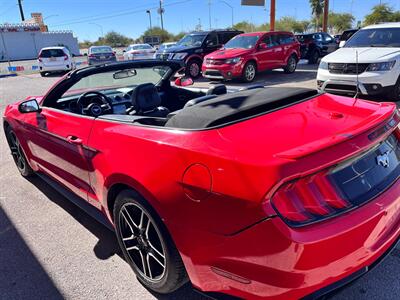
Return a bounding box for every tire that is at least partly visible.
[241,61,257,83]
[113,189,188,294]
[5,126,34,177]
[40,72,46,77]
[308,50,320,64]
[283,55,298,74]
[185,59,201,79]
[387,77,400,101]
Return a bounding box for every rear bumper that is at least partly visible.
[202,63,244,80]
[88,58,117,65]
[39,63,72,72]
[178,178,400,299]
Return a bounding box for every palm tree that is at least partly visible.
[310,0,323,31]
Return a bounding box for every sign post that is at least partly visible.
[241,0,275,31]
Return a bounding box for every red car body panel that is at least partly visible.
[4,86,400,299]
[202,31,300,80]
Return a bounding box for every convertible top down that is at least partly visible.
[3,60,400,299]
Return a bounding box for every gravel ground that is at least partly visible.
[0,65,399,300]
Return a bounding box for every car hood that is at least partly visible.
[322,47,400,63]
[206,48,252,59]
[165,44,199,53]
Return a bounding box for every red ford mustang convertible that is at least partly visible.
[3,60,400,299]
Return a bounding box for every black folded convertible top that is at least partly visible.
[166,87,319,129]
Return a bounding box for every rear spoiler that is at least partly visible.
[275,105,399,160]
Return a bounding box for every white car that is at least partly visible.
[123,44,156,60]
[317,23,400,100]
[38,46,76,77]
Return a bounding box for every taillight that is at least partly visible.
[270,168,351,227]
[89,54,95,58]
[38,57,42,62]
[63,55,68,61]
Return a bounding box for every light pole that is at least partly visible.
[90,22,104,39]
[158,0,165,31]
[208,0,212,30]
[220,1,233,28]
[146,10,152,29]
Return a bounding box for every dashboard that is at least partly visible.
[57,89,133,114]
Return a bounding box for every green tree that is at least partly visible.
[141,26,174,43]
[364,4,400,25]
[310,0,324,31]
[174,32,187,41]
[329,12,355,32]
[275,17,309,33]
[101,31,133,47]
[233,21,257,32]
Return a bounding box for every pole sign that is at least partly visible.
[241,0,265,6]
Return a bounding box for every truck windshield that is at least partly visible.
[225,35,259,49]
[344,28,400,48]
[178,34,206,47]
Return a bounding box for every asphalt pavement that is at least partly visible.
[0,65,399,300]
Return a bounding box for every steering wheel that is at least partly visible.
[77,91,113,117]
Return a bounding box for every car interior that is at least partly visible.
[47,63,316,130]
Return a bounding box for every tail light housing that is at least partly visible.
[271,168,351,227]
[271,111,400,227]
[63,54,68,61]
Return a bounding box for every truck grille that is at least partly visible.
[328,63,369,74]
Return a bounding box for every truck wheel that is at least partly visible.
[185,59,201,79]
[308,50,320,64]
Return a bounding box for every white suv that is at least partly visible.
[317,23,400,100]
[38,46,76,77]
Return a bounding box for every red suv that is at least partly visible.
[202,31,300,82]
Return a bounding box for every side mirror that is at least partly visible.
[19,99,41,114]
[175,77,194,87]
[338,41,346,48]
[123,50,126,53]
[259,43,267,50]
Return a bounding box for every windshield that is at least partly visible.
[127,44,153,51]
[159,43,175,50]
[344,28,400,48]
[90,46,113,54]
[225,35,259,49]
[63,66,171,96]
[178,34,206,47]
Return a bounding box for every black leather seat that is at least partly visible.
[129,83,170,117]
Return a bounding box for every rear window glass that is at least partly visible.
[90,46,113,54]
[40,49,66,57]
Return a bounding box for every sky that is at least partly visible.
[1,0,400,41]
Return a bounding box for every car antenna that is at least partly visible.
[354,49,359,99]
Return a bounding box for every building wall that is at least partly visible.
[0,31,79,61]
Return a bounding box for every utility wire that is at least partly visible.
[49,0,196,27]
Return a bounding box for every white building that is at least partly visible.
[0,23,79,61]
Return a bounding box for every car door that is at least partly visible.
[278,34,296,65]
[203,32,220,56]
[19,107,96,204]
[322,33,337,54]
[257,34,282,70]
